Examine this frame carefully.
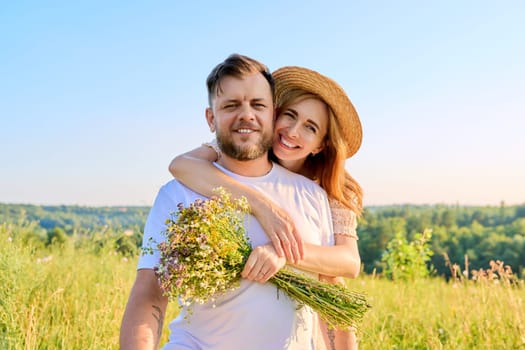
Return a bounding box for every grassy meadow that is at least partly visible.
[1,222,524,349]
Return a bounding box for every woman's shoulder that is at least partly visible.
[327,197,359,238]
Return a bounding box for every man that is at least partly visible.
[120,54,333,349]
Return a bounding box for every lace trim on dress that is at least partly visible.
[328,197,358,240]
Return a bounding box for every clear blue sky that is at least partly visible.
[1,1,524,207]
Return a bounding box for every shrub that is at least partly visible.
[47,227,68,246]
[381,229,434,280]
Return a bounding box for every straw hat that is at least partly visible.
[272,66,362,158]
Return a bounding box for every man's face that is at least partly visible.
[206,73,274,161]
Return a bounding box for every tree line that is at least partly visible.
[2,201,524,278]
[358,203,525,278]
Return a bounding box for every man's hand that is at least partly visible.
[241,244,286,283]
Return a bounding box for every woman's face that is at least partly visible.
[272,97,329,172]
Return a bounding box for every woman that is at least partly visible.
[169,66,363,350]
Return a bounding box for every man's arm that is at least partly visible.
[120,269,168,350]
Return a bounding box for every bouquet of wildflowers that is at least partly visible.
[151,188,371,329]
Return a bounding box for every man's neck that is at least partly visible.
[217,154,272,177]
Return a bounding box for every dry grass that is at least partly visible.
[1,223,524,349]
[0,223,179,349]
[355,260,525,349]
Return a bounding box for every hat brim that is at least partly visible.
[272,66,362,158]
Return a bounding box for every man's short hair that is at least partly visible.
[206,53,274,107]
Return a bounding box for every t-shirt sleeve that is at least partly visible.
[137,185,178,270]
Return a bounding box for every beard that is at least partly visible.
[215,127,273,161]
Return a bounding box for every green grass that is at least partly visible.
[355,278,525,349]
[1,223,524,349]
[0,223,178,349]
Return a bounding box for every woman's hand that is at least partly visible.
[252,197,304,264]
[241,244,286,283]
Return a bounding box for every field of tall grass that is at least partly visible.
[1,222,524,349]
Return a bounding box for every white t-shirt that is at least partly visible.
[138,162,333,350]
